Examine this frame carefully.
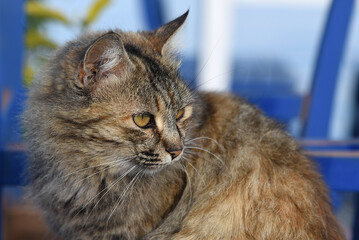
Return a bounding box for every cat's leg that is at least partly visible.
[142,188,193,240]
[159,161,344,240]
[144,177,248,240]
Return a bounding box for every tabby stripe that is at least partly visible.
[57,116,91,129]
[167,80,177,104]
[124,44,162,75]
[154,95,161,112]
[87,135,125,145]
[153,80,171,107]
[98,179,107,200]
[57,115,110,128]
[120,126,146,138]
[58,133,124,146]
[124,44,181,109]
[161,173,187,222]
[110,234,127,240]
[124,44,170,105]
[63,191,79,210]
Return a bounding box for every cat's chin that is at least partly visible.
[129,154,183,175]
[142,159,184,176]
[138,160,182,175]
[138,162,172,175]
[110,155,182,177]
[141,166,168,175]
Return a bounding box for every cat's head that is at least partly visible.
[28,11,195,175]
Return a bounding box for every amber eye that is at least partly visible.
[176,108,184,120]
[133,113,152,128]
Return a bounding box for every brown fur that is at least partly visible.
[23,11,344,239]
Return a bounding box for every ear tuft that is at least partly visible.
[77,32,128,88]
[147,10,189,55]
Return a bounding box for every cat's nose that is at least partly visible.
[168,147,183,159]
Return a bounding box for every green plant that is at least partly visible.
[24,0,112,85]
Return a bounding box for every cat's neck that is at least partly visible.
[103,165,187,238]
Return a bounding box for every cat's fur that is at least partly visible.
[23,11,345,239]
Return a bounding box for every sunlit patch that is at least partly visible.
[182,105,193,120]
[155,116,164,132]
[163,154,172,163]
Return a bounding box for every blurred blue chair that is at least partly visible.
[292,0,359,238]
[1,0,27,239]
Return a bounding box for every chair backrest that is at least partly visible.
[304,0,355,138]
[1,1,26,239]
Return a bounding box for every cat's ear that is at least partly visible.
[77,32,129,88]
[147,10,189,55]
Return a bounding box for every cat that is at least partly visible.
[23,11,345,240]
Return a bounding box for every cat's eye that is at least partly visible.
[133,113,152,128]
[176,108,184,120]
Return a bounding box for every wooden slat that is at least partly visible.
[300,139,359,146]
[304,150,359,158]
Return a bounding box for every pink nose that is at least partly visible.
[168,148,182,159]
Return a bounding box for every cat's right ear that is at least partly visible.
[77,32,130,89]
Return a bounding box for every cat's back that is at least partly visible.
[196,92,299,167]
[172,92,345,240]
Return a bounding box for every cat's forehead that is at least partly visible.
[128,77,192,113]
[118,47,191,111]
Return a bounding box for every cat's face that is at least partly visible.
[98,48,193,173]
[111,78,193,172]
[51,11,193,175]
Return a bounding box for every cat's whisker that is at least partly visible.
[105,169,143,224]
[85,165,137,220]
[184,146,225,165]
[148,134,156,145]
[189,70,234,93]
[192,69,235,92]
[106,169,143,224]
[143,175,155,197]
[128,171,145,200]
[184,148,219,165]
[185,136,219,146]
[63,156,136,179]
[73,166,137,220]
[193,36,221,84]
[181,164,192,205]
[73,159,133,186]
[182,156,205,185]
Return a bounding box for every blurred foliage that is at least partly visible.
[26,1,69,26]
[26,30,57,49]
[83,0,111,27]
[24,64,35,86]
[24,0,112,85]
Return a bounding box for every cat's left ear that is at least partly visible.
[77,32,130,88]
[147,10,189,55]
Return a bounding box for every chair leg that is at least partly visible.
[353,193,359,240]
[0,187,3,240]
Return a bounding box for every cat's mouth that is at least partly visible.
[136,152,180,170]
[139,160,168,168]
[136,159,170,174]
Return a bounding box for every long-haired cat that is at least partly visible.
[23,11,345,239]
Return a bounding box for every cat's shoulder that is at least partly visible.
[198,91,291,144]
[199,91,266,122]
